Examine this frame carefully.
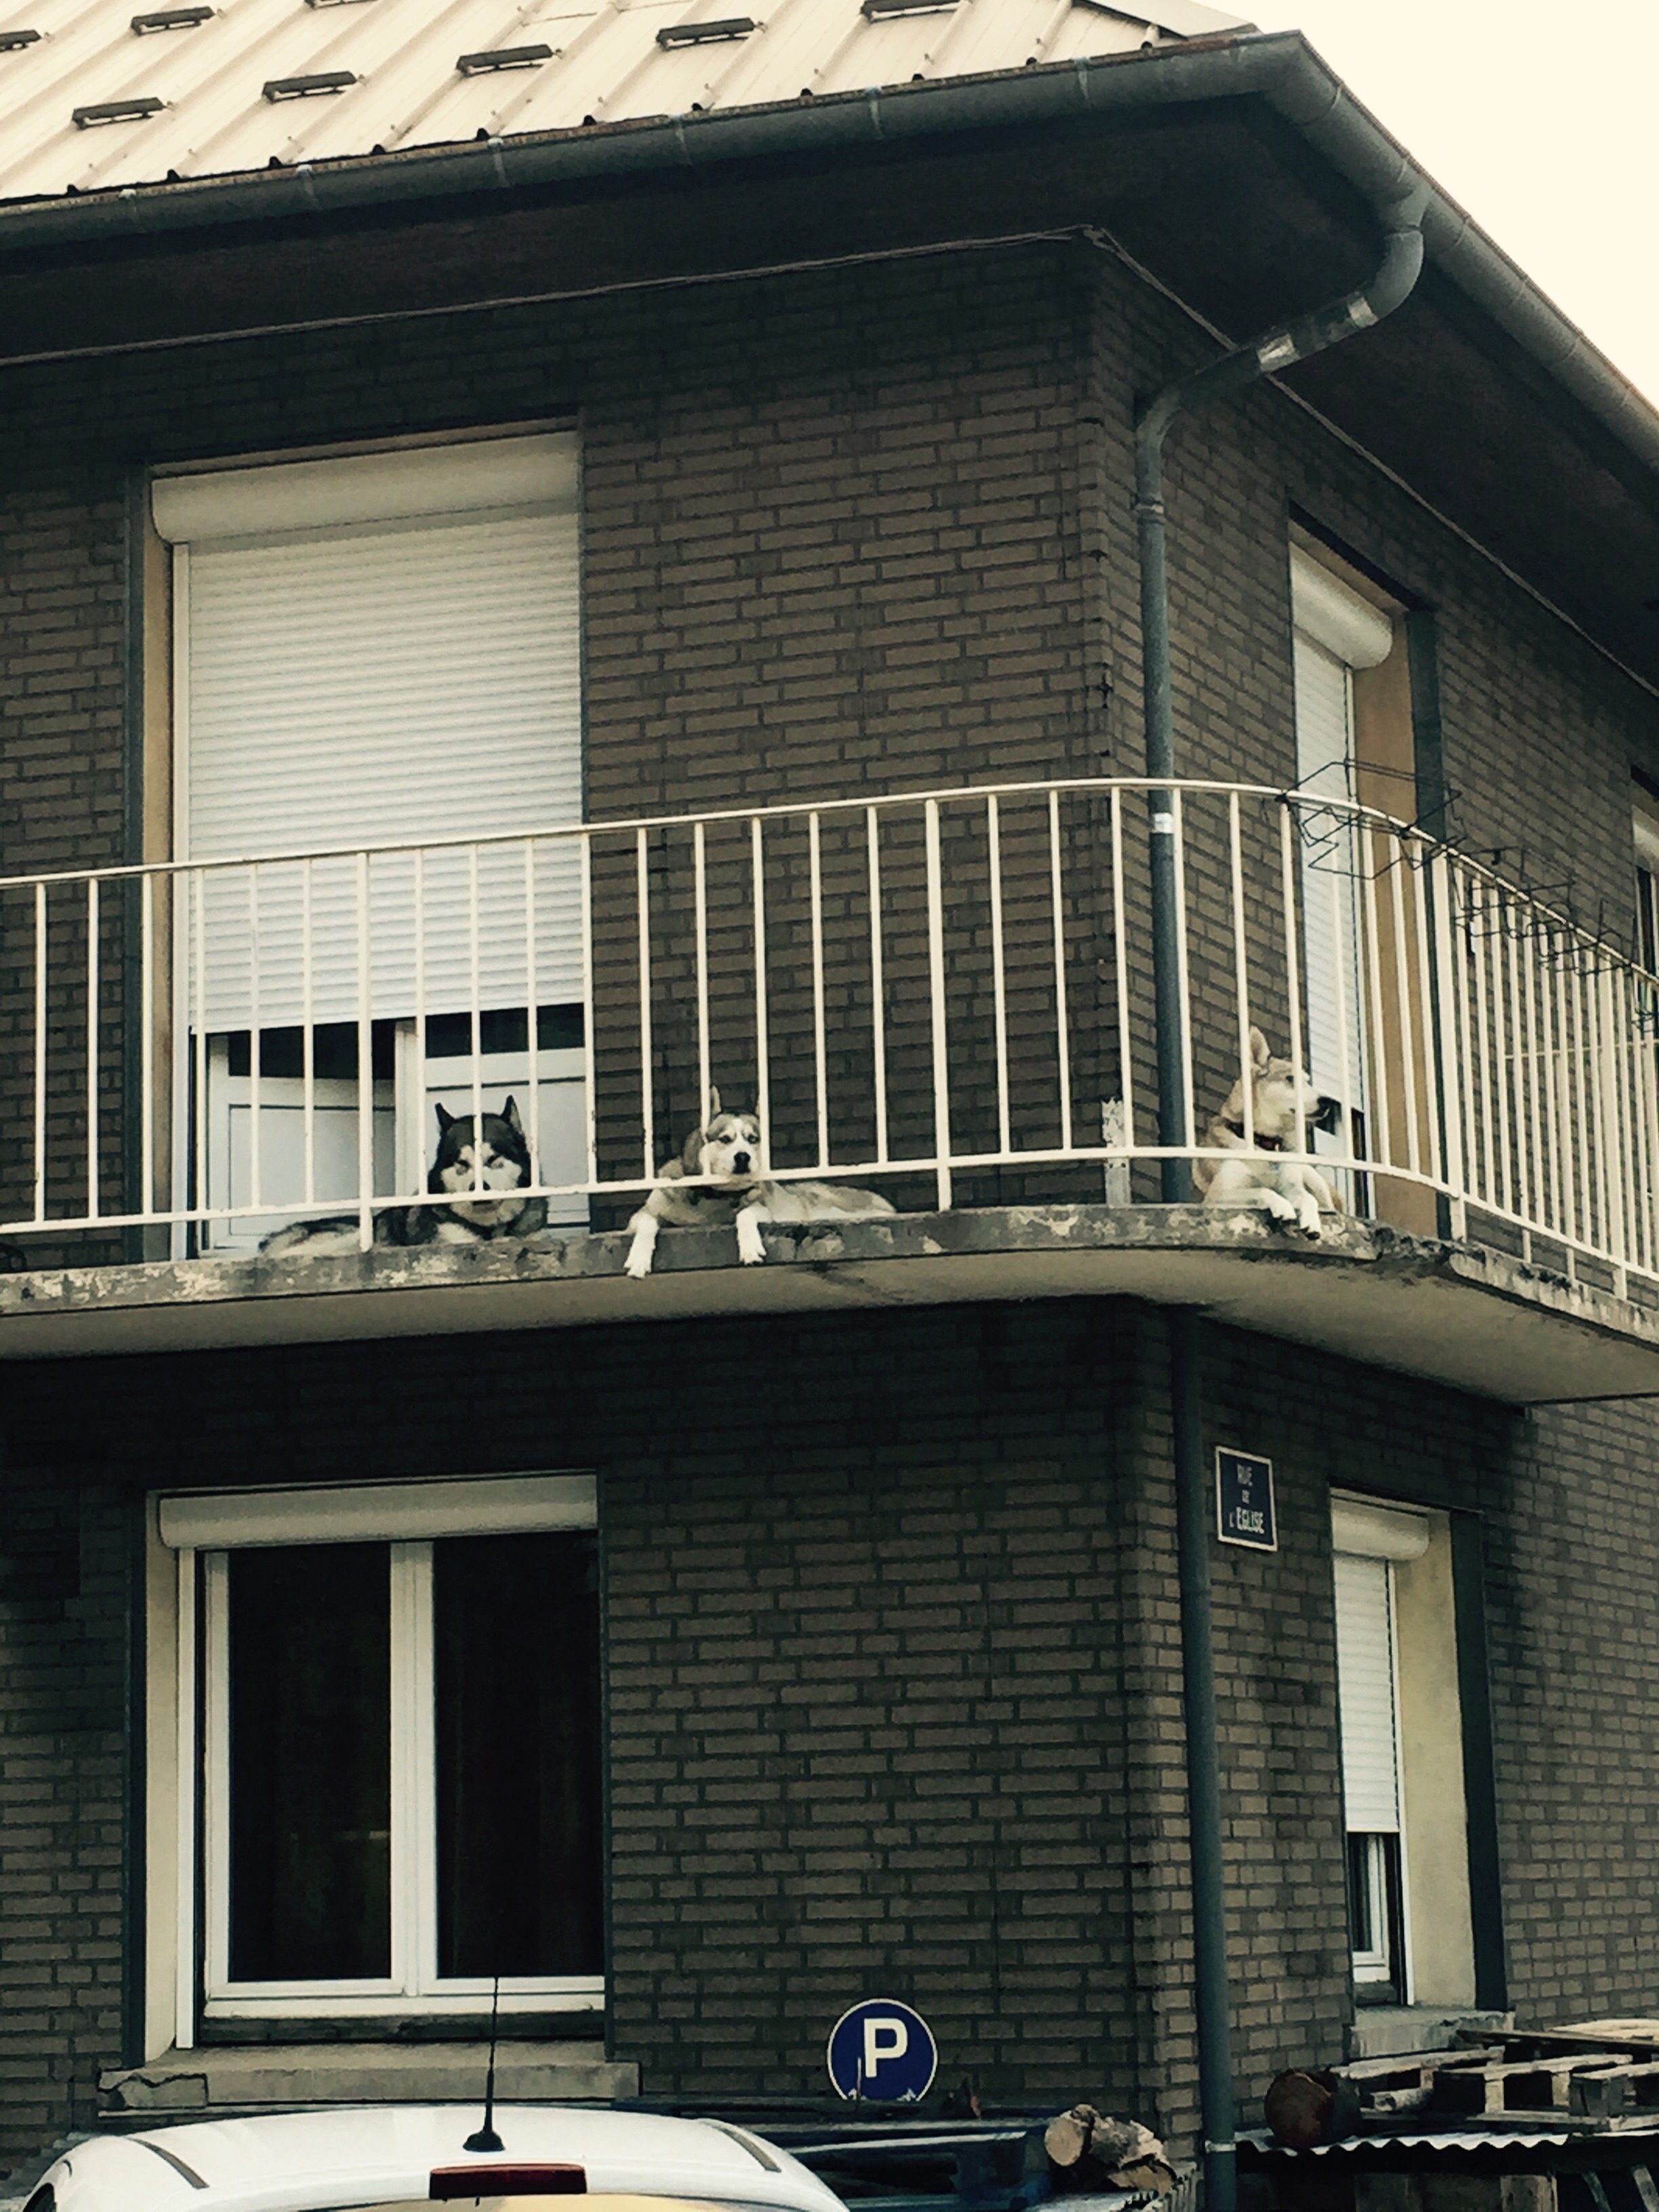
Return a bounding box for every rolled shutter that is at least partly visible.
[171,445,581,1031]
[1332,1550,1400,1834]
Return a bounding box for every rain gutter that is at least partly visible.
[0,31,1654,486]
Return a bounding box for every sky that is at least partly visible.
[1237,0,1659,409]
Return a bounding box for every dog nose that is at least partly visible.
[732,1152,751,1173]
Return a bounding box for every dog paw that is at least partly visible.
[737,1239,766,1265]
[623,1254,652,1280]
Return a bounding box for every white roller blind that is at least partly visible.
[1294,631,1366,1111]
[176,467,581,1031]
[1332,1551,1400,1834]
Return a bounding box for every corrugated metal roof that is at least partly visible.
[0,0,1248,204]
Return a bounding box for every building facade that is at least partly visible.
[0,0,1658,2180]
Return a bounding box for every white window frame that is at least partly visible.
[155,427,586,1259]
[1347,1832,1397,1983]
[146,1473,600,2055]
[1331,1492,1427,2000]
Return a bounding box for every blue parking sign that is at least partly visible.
[826,1999,938,2102]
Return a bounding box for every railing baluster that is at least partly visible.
[1048,787,1072,1155]
[1570,952,1591,1261]
[408,846,424,1202]
[1452,867,1478,1224]
[694,820,710,1126]
[1504,898,1528,1228]
[1109,786,1134,1151]
[637,828,655,1183]
[302,857,317,1207]
[1490,892,1513,1218]
[1429,851,1467,1237]
[867,806,888,1165]
[1530,924,1557,1256]
[1410,842,1441,1190]
[140,874,156,1222]
[1585,955,1607,1260]
[86,876,100,1221]
[1228,792,1254,1147]
[1279,800,1306,1159]
[192,869,208,1248]
[924,799,951,1209]
[988,795,1010,1158]
[1328,854,1352,1172]
[1359,825,1393,1179]
[33,881,47,1224]
[247,865,262,1216]
[468,842,483,1199]
[1615,961,1639,1274]
[580,832,596,1192]
[523,838,539,1192]
[1171,787,1194,1155]
[1387,836,1422,1179]
[809,812,828,1169]
[1536,922,1561,1240]
[357,851,374,1249]
[1600,964,1627,1283]
[751,817,771,1170]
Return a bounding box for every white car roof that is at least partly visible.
[39,2104,849,2212]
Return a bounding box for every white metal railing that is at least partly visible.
[2,777,1656,1292]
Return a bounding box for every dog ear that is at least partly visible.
[500,1095,523,1136]
[708,1084,722,1120]
[434,1102,457,1132]
[1249,1027,1271,1072]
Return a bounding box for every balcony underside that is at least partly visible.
[3,1206,1658,1404]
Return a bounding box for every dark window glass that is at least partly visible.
[227,1543,391,1981]
[434,1530,602,1977]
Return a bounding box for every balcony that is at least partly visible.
[4,777,1659,1402]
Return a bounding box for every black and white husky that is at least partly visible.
[260,1098,548,1254]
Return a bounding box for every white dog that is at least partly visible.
[1192,1028,1342,1238]
[623,1089,896,1277]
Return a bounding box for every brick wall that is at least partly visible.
[1,221,1659,2171]
[0,1299,1655,2169]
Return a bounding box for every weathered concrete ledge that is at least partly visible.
[100,2040,636,2112]
[1,1205,1657,1404]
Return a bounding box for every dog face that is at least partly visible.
[431,1096,533,1213]
[1221,1028,1340,1143]
[688,1109,762,1183]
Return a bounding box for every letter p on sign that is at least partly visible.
[826,1999,937,2103]
[863,2017,907,2076]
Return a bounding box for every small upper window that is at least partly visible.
[1632,778,1659,974]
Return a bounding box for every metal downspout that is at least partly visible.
[1130,213,1425,2212]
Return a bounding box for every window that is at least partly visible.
[1330,1493,1475,2010]
[1633,778,1659,975]
[145,1473,601,2045]
[149,432,587,1251]
[1290,537,1436,1234]
[1331,1542,1406,1996]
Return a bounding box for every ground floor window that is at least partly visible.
[1330,1491,1477,2013]
[146,1473,600,2046]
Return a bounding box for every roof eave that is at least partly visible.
[1,28,1655,492]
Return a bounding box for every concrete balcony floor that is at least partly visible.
[2,1206,1658,1404]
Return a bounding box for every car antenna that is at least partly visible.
[464,1973,506,2154]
